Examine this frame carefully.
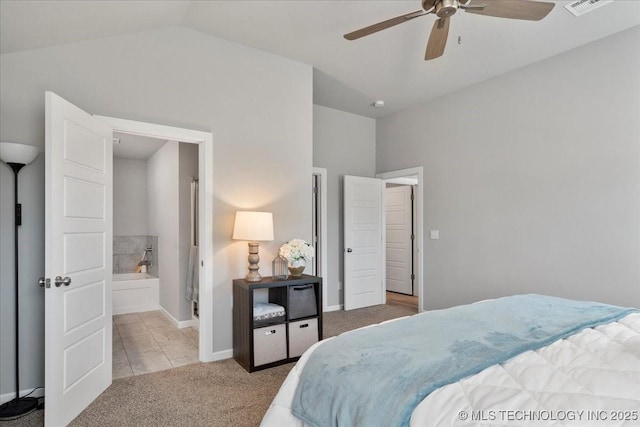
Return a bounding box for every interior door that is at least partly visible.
[344,175,383,310]
[45,92,113,426]
[385,185,413,295]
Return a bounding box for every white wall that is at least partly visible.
[148,141,180,320]
[377,27,640,310]
[313,105,376,307]
[113,158,148,236]
[0,26,312,393]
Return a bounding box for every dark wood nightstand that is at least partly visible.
[232,275,323,372]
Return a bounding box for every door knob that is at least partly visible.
[346,248,353,253]
[54,276,72,287]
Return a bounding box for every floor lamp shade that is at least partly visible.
[0,142,39,166]
[232,211,274,282]
[0,142,40,420]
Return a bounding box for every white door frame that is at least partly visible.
[94,116,216,362]
[376,167,424,313]
[312,167,328,311]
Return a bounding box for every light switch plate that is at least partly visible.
[430,230,439,240]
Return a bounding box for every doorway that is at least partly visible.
[95,115,215,364]
[384,181,418,313]
[111,133,201,378]
[377,167,424,313]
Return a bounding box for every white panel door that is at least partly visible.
[344,175,383,310]
[45,92,113,427]
[385,186,413,295]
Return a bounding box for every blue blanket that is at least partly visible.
[291,294,636,427]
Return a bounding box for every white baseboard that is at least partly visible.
[113,304,159,316]
[324,304,343,312]
[0,387,45,405]
[158,306,195,329]
[178,318,198,329]
[158,306,178,326]
[201,348,233,363]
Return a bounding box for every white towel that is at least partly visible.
[185,245,199,303]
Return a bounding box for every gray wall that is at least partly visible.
[313,105,376,307]
[113,158,148,236]
[0,26,312,394]
[148,141,181,320]
[377,27,640,310]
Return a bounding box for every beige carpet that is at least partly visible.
[6,304,413,427]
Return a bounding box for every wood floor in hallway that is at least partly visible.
[386,291,418,313]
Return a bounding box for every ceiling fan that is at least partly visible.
[344,0,556,60]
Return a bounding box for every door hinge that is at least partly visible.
[312,186,318,194]
[411,234,415,240]
[411,274,415,280]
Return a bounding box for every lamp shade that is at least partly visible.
[0,142,39,166]
[232,211,274,241]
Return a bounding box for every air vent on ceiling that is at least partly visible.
[565,0,614,17]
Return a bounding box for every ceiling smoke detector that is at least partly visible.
[373,100,385,108]
[564,0,614,17]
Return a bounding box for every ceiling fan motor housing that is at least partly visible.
[435,0,459,17]
[422,0,460,17]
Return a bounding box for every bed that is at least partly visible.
[261,294,640,427]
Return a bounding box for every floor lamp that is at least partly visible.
[0,142,40,420]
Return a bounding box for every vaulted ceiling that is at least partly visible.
[1,1,639,118]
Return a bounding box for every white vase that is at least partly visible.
[288,259,305,277]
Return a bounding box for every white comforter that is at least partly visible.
[262,312,640,427]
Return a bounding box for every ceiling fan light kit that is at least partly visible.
[344,0,555,61]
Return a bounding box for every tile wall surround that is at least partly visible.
[113,235,159,275]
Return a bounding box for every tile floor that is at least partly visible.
[112,310,199,379]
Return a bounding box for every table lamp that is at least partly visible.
[232,211,274,282]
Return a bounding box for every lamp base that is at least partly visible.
[245,271,263,282]
[245,242,263,282]
[0,397,39,420]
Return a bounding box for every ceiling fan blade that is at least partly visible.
[425,17,450,61]
[344,10,428,40]
[464,0,555,21]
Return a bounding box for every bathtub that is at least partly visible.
[112,273,159,315]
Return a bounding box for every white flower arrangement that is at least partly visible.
[279,238,314,262]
